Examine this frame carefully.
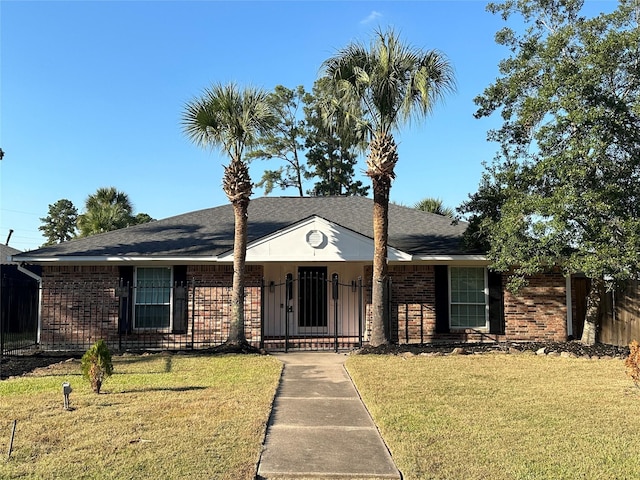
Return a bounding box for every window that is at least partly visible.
[134,267,172,329]
[450,267,487,329]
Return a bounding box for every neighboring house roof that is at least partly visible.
[1,244,22,265]
[13,196,481,262]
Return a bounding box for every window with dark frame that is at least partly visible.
[134,267,172,329]
[449,267,488,329]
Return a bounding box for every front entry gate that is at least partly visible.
[261,271,364,352]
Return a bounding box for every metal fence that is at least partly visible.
[26,276,369,353]
[1,276,39,355]
[262,273,365,352]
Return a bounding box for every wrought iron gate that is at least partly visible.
[261,273,364,352]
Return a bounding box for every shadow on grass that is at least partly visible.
[111,354,175,375]
[116,385,208,394]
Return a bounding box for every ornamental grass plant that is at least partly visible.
[81,339,113,393]
[0,354,282,480]
[625,340,640,388]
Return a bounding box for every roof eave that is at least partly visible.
[11,255,221,265]
[405,254,489,264]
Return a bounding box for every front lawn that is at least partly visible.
[346,353,640,480]
[0,353,282,480]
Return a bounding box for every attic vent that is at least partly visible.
[306,230,325,249]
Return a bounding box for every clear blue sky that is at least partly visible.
[0,1,613,251]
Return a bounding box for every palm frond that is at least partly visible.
[182,82,273,162]
[321,27,456,137]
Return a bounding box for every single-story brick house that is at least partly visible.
[12,196,581,352]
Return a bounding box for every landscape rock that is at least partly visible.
[450,347,468,355]
[1,341,631,379]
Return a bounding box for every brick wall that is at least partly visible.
[503,272,568,341]
[39,263,568,351]
[39,264,265,352]
[186,265,263,345]
[41,265,120,350]
[389,265,436,344]
[366,265,568,344]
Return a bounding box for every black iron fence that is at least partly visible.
[262,273,365,352]
[1,276,39,355]
[22,275,369,353]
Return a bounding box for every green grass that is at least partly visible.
[4,351,638,480]
[346,353,640,480]
[0,353,282,480]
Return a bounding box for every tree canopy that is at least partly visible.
[39,199,78,246]
[76,187,153,237]
[414,197,455,218]
[246,82,370,197]
[460,0,640,343]
[247,85,309,195]
[304,78,369,196]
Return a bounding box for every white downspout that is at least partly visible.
[565,275,573,339]
[17,264,42,345]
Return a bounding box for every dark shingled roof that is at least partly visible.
[14,196,478,260]
[1,244,22,265]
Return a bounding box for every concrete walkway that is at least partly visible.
[257,352,401,480]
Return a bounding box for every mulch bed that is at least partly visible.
[1,353,81,380]
[358,341,630,358]
[0,343,262,380]
[1,341,630,380]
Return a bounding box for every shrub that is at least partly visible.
[81,340,113,393]
[625,340,640,389]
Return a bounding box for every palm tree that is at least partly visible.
[77,187,134,237]
[182,82,273,346]
[322,28,455,346]
[414,197,455,218]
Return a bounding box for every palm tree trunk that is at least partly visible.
[370,176,391,347]
[223,158,252,347]
[580,277,604,345]
[228,199,249,345]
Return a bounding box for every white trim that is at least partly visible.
[16,253,488,265]
[218,216,413,262]
[566,275,573,338]
[12,256,218,264]
[409,255,488,262]
[17,265,42,282]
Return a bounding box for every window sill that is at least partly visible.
[132,327,172,333]
[449,327,489,332]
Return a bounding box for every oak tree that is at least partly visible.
[461,0,640,344]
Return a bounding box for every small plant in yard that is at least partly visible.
[81,339,113,393]
[625,340,640,389]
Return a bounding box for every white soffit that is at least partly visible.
[218,216,411,262]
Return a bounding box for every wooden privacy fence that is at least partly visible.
[600,280,640,347]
